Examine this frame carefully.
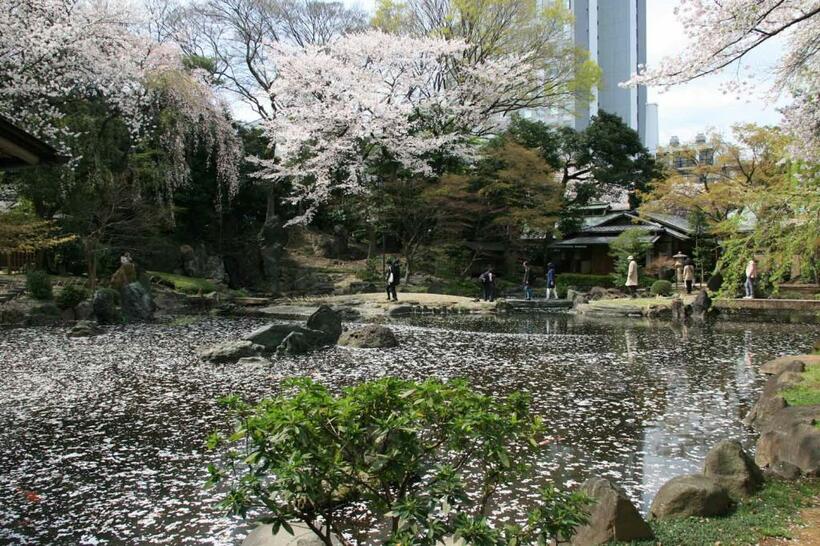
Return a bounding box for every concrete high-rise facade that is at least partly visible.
[570,0,657,149]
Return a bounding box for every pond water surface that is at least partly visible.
[0,313,817,545]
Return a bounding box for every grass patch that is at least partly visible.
[616,479,820,546]
[782,363,820,408]
[148,271,215,294]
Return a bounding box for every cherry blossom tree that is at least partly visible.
[148,0,368,121]
[0,0,241,196]
[255,30,551,224]
[623,0,820,162]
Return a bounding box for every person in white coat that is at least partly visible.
[625,255,639,296]
[744,259,757,299]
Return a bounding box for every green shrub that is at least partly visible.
[26,270,53,300]
[209,378,592,545]
[556,274,613,298]
[609,228,652,287]
[650,280,674,296]
[56,284,88,310]
[359,256,382,283]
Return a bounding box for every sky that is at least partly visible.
[644,0,787,145]
[232,0,790,146]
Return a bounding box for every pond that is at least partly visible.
[0,314,817,545]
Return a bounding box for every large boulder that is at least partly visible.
[571,478,653,545]
[691,289,713,320]
[245,323,300,350]
[197,340,264,364]
[305,305,342,344]
[180,244,227,282]
[338,325,399,349]
[276,331,314,355]
[755,407,820,477]
[760,355,819,376]
[706,271,723,293]
[121,282,154,322]
[388,305,415,317]
[110,262,137,289]
[75,300,94,321]
[67,320,101,338]
[744,368,806,428]
[648,474,731,520]
[246,324,333,354]
[588,287,610,301]
[702,440,764,498]
[92,289,121,324]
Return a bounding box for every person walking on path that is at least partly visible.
[683,259,695,294]
[479,266,496,302]
[545,263,557,299]
[386,258,400,302]
[744,259,757,299]
[522,261,533,300]
[625,255,639,297]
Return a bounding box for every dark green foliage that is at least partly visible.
[508,112,661,231]
[609,229,653,287]
[555,274,613,297]
[93,287,121,324]
[56,284,88,310]
[208,378,592,545]
[359,256,383,283]
[650,280,673,296]
[26,270,53,300]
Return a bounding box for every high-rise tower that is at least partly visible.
[570,0,656,150]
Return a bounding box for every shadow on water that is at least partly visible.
[0,314,817,544]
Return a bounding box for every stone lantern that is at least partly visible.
[673,252,688,289]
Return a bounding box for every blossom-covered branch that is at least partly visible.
[255,30,546,224]
[622,0,820,162]
[0,0,241,196]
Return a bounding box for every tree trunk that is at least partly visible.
[367,223,376,260]
[265,185,277,223]
[84,239,98,292]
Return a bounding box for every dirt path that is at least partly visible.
[763,505,820,546]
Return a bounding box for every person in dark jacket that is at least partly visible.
[385,258,400,301]
[479,266,496,302]
[545,263,557,299]
[522,261,533,300]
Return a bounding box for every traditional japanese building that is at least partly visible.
[0,116,64,170]
[549,204,693,275]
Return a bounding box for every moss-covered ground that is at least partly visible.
[147,271,215,294]
[616,479,820,546]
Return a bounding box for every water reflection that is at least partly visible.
[0,315,817,544]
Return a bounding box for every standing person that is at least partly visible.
[625,255,639,297]
[479,266,496,302]
[683,259,695,294]
[385,258,398,302]
[545,263,557,299]
[744,258,757,299]
[522,261,533,300]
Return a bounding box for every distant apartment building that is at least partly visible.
[655,133,717,177]
[524,1,658,152]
